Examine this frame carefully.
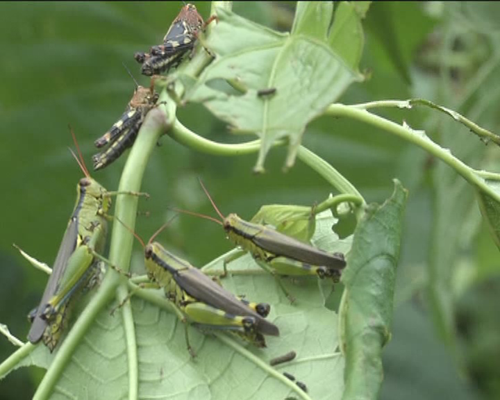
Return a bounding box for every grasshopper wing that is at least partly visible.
[28,217,79,343]
[173,267,279,337]
[251,225,346,269]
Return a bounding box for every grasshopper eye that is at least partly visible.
[333,252,345,261]
[79,177,91,187]
[144,246,154,259]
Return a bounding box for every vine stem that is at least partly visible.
[0,343,36,378]
[325,104,500,203]
[33,93,172,400]
[169,120,365,206]
[349,98,500,145]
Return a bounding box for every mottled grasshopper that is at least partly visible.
[92,75,158,171]
[134,3,215,76]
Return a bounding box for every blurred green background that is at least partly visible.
[1,2,499,399]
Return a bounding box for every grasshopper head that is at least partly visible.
[129,85,157,108]
[144,243,156,260]
[178,4,204,33]
[223,213,241,232]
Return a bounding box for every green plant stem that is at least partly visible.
[296,146,363,200]
[314,194,364,215]
[350,98,500,145]
[33,93,171,400]
[170,120,364,205]
[325,104,500,203]
[0,343,35,379]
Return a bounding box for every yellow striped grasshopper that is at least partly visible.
[175,182,347,301]
[134,3,216,76]
[92,68,159,170]
[114,220,280,357]
[21,128,147,351]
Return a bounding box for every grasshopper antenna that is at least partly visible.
[68,125,91,179]
[149,214,179,245]
[114,214,179,247]
[167,206,223,226]
[122,62,140,89]
[114,216,146,248]
[198,178,226,221]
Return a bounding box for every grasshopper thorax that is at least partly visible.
[78,177,111,214]
[129,85,158,109]
[223,213,241,232]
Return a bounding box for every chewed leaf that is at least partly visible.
[5,212,349,399]
[340,180,408,400]
[185,8,361,172]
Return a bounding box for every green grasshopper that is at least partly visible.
[134,3,216,76]
[175,181,347,300]
[116,220,279,355]
[92,68,159,170]
[24,128,145,351]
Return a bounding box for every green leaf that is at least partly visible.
[185,8,361,172]
[476,179,500,250]
[291,1,334,41]
[2,212,351,400]
[340,180,408,400]
[328,2,371,70]
[250,204,317,242]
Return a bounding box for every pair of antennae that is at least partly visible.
[169,179,225,227]
[68,124,91,179]
[114,214,179,250]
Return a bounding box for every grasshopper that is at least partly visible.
[24,128,145,351]
[174,181,347,300]
[116,220,279,355]
[134,3,215,76]
[92,70,159,170]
